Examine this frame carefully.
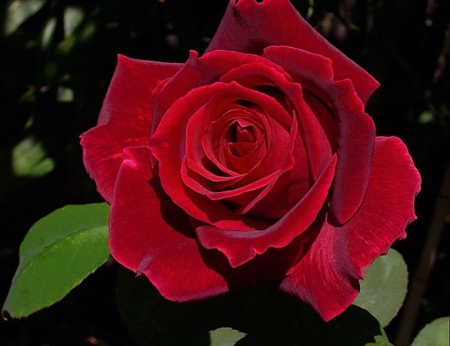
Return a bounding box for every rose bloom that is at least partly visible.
[81,0,421,321]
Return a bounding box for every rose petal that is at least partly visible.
[264,46,376,224]
[109,146,229,301]
[151,49,294,134]
[234,114,298,215]
[99,55,182,126]
[247,138,311,218]
[219,117,268,174]
[180,82,297,214]
[81,55,182,202]
[219,56,333,182]
[152,80,300,230]
[183,94,294,202]
[81,123,151,203]
[328,79,376,224]
[186,97,272,181]
[206,0,379,104]
[214,58,332,200]
[195,154,337,267]
[199,231,308,291]
[280,136,421,321]
[150,82,269,230]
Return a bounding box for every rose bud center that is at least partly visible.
[226,119,259,158]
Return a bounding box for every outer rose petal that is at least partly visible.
[110,146,229,301]
[206,0,379,104]
[81,55,182,202]
[97,55,182,125]
[264,45,376,225]
[81,123,152,203]
[280,136,421,321]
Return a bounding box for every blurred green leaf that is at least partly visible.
[365,335,394,345]
[12,135,55,178]
[418,110,435,125]
[2,203,110,318]
[56,35,76,55]
[56,86,74,102]
[4,0,48,36]
[64,6,84,37]
[209,327,246,346]
[353,248,408,327]
[411,317,450,346]
[40,16,56,49]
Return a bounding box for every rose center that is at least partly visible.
[225,120,259,158]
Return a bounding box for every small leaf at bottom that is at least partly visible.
[353,248,408,327]
[209,327,247,346]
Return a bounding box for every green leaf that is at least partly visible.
[365,335,394,346]
[4,0,48,36]
[63,6,85,37]
[353,248,408,327]
[2,203,110,318]
[209,327,246,346]
[411,317,449,346]
[12,136,55,178]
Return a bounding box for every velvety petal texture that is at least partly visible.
[81,0,421,322]
[81,55,182,202]
[206,0,379,104]
[110,146,229,300]
[280,137,421,321]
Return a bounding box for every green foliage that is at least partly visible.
[0,136,55,194]
[411,316,450,346]
[11,135,55,178]
[3,0,49,36]
[365,335,394,346]
[353,248,408,327]
[2,203,110,318]
[116,267,391,346]
[209,327,247,346]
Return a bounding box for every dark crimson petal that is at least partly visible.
[327,79,376,224]
[247,141,311,219]
[182,88,294,203]
[302,91,338,151]
[219,59,332,182]
[151,50,291,135]
[98,55,182,126]
[180,82,301,216]
[81,123,151,203]
[150,82,268,230]
[195,155,337,267]
[216,118,268,175]
[234,114,297,215]
[199,232,308,291]
[110,146,229,301]
[206,0,379,104]
[80,55,182,202]
[280,136,421,321]
[264,46,376,224]
[183,158,292,202]
[185,96,273,183]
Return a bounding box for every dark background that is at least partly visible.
[0,0,448,345]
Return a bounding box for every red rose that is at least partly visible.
[81,0,421,321]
